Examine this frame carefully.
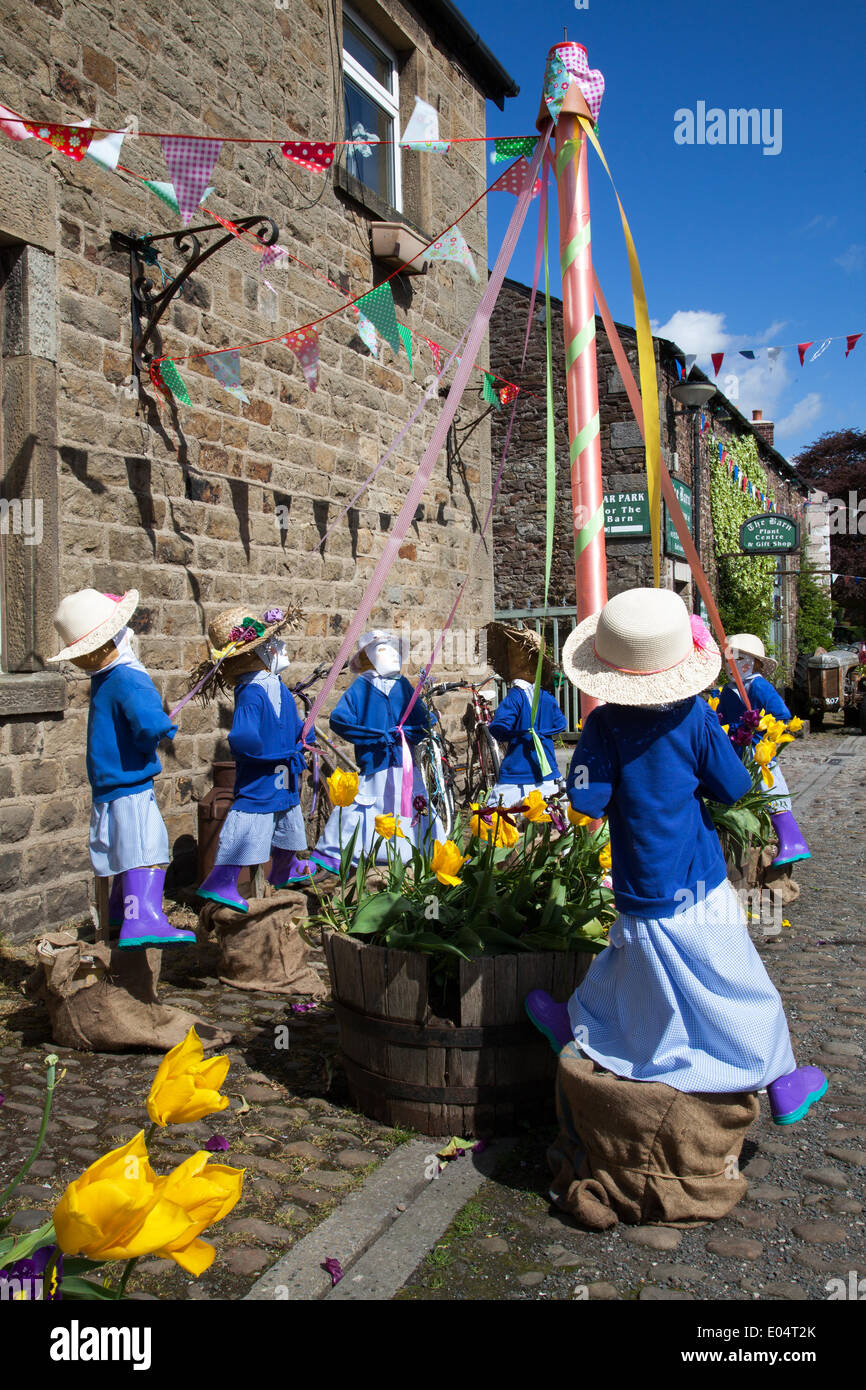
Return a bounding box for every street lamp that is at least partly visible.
[671,380,716,610]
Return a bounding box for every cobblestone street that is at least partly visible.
[1,724,863,1302]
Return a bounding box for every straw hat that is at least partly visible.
[485,621,555,688]
[561,588,721,706]
[727,633,777,677]
[205,604,298,661]
[349,630,409,674]
[49,589,139,663]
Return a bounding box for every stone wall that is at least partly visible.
[0,0,499,939]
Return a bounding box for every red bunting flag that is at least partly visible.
[421,337,442,375]
[490,159,541,199]
[499,383,519,405]
[280,141,335,173]
[281,327,319,391]
[845,333,862,358]
[711,352,724,377]
[797,341,813,366]
[23,121,93,160]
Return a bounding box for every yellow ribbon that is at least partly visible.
[579,117,663,586]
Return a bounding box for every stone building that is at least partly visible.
[490,278,808,721]
[0,0,517,938]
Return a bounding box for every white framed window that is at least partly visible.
[342,5,401,212]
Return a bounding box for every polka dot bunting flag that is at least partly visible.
[491,136,538,163]
[203,348,249,404]
[355,281,402,354]
[157,359,191,406]
[490,159,541,199]
[280,141,336,173]
[23,122,94,160]
[281,327,319,392]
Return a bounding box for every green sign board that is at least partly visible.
[739,514,800,554]
[665,479,693,558]
[603,490,650,537]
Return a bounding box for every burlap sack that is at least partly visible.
[198,890,327,996]
[26,932,232,1053]
[547,1048,759,1229]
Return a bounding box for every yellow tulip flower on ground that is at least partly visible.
[374,813,405,841]
[522,790,552,823]
[155,1152,244,1276]
[146,1027,230,1128]
[431,839,467,887]
[327,767,359,808]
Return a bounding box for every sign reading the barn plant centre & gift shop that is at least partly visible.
[664,479,693,558]
[739,514,800,554]
[603,491,651,536]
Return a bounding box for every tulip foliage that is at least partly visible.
[311,794,615,984]
[0,1030,242,1299]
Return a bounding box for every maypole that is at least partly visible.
[539,41,608,718]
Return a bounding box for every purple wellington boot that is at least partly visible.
[268,848,318,888]
[108,876,125,928]
[770,811,811,867]
[525,989,572,1056]
[117,868,196,950]
[767,1065,828,1125]
[197,863,249,913]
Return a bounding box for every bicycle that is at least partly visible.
[288,663,358,847]
[415,675,460,840]
[460,674,503,804]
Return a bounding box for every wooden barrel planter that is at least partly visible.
[324,932,592,1137]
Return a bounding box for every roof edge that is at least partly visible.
[412,0,520,109]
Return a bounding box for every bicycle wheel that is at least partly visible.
[478,725,502,792]
[418,737,454,840]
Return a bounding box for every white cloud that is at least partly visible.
[654,309,732,356]
[835,243,866,274]
[755,320,787,345]
[775,393,823,438]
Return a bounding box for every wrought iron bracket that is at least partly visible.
[110,214,279,386]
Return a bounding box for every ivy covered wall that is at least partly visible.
[708,433,777,648]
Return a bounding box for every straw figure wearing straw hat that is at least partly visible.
[49,588,195,949]
[189,603,315,913]
[484,621,566,808]
[524,588,826,1129]
[716,633,810,868]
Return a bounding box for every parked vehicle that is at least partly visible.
[792,648,866,732]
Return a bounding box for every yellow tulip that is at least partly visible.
[523,790,552,823]
[53,1132,194,1264]
[374,813,405,841]
[567,805,592,828]
[470,805,520,847]
[753,739,777,765]
[757,710,774,732]
[327,767,359,808]
[787,716,804,733]
[154,1152,244,1276]
[431,839,467,887]
[146,1027,230,1128]
[721,724,730,734]
[706,695,720,711]
[598,843,612,872]
[775,731,794,745]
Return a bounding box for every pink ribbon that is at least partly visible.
[399,727,414,819]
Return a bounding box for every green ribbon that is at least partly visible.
[569,411,600,464]
[565,315,595,372]
[574,503,605,559]
[560,218,591,277]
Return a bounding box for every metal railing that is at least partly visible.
[492,606,581,735]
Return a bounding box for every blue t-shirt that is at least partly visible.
[229,680,308,813]
[488,684,566,783]
[87,663,176,803]
[566,696,751,918]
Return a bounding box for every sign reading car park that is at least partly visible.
[739,514,800,554]
[603,491,650,536]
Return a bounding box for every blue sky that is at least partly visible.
[459,0,865,461]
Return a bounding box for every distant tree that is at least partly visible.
[792,428,866,632]
[796,559,834,653]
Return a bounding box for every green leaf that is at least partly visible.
[347,891,407,935]
[59,1256,109,1276]
[59,1275,120,1300]
[0,1220,55,1270]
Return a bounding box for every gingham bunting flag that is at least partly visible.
[356,311,379,357]
[491,158,541,199]
[280,141,336,173]
[491,135,538,163]
[203,349,249,404]
[260,243,288,269]
[23,121,93,160]
[161,136,223,225]
[281,327,319,391]
[355,282,402,354]
[421,337,442,375]
[427,225,478,282]
[143,179,214,215]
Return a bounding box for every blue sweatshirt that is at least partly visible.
[566,696,751,918]
[87,663,176,803]
[717,674,791,749]
[229,680,309,813]
[488,683,566,783]
[329,674,429,775]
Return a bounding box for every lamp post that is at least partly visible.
[671,380,716,610]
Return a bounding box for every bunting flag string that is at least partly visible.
[714,436,776,513]
[203,349,249,404]
[23,121,93,159]
[280,141,336,173]
[160,135,222,224]
[676,332,862,373]
[355,281,402,354]
[491,158,541,199]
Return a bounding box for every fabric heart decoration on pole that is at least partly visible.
[427,225,478,282]
[355,281,402,353]
[161,136,223,224]
[491,135,538,163]
[23,122,94,160]
[280,141,336,173]
[491,158,541,199]
[143,179,214,215]
[281,327,319,391]
[203,349,249,404]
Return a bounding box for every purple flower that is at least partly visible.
[0,1244,61,1299]
[472,1140,489,1154]
[547,806,567,834]
[229,626,244,642]
[290,1001,317,1014]
[263,608,284,624]
[0,1092,4,1106]
[241,626,259,643]
[322,1257,343,1286]
[742,709,761,730]
[204,1134,230,1152]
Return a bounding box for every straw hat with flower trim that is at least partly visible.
[187,602,302,704]
[485,621,555,688]
[561,588,721,707]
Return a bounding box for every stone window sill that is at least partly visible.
[0,671,67,716]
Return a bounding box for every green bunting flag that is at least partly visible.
[158,359,191,406]
[355,281,402,354]
[491,136,538,163]
[481,371,501,408]
[397,323,412,370]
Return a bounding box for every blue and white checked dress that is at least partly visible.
[89,789,170,876]
[215,804,307,866]
[568,878,796,1093]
